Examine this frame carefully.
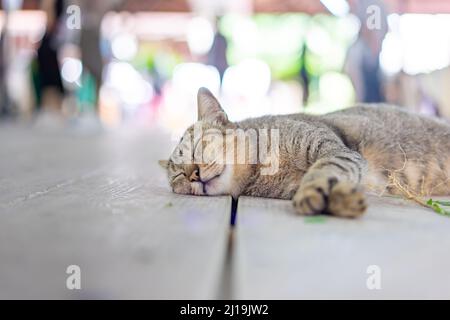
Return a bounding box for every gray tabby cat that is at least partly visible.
[161,88,450,218]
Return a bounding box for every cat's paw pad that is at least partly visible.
[328,182,367,218]
[293,177,335,216]
[293,178,367,218]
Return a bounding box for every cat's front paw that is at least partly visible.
[293,177,334,216]
[293,178,367,218]
[328,181,367,218]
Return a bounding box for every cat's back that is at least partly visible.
[235,104,450,195]
[320,104,450,150]
[236,104,450,150]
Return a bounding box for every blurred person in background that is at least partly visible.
[75,0,123,111]
[344,0,388,103]
[208,16,228,84]
[35,0,66,116]
[299,43,310,105]
[0,13,9,118]
[1,0,21,119]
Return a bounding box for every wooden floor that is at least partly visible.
[1,124,450,299]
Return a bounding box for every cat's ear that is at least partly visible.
[197,87,228,124]
[158,160,169,169]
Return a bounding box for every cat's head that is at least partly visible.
[160,88,248,197]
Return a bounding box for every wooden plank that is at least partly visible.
[0,126,112,206]
[0,126,231,299]
[234,195,450,299]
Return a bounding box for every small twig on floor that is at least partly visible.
[387,170,450,217]
[368,147,450,217]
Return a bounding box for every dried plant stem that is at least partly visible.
[386,171,429,209]
[365,146,449,216]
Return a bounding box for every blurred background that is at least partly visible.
[1,0,450,138]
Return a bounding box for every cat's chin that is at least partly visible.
[190,182,205,196]
[203,182,223,196]
[185,165,234,196]
[189,181,224,196]
[189,180,225,196]
[202,165,234,196]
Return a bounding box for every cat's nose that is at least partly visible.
[189,169,200,182]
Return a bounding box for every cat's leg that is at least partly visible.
[293,149,368,218]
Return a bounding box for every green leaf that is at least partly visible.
[304,216,327,224]
[426,199,450,217]
[435,200,450,206]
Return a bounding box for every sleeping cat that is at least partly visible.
[161,87,450,218]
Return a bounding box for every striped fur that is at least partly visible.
[163,88,450,218]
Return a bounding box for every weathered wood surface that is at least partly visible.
[2,125,450,299]
[0,126,231,299]
[234,195,450,299]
